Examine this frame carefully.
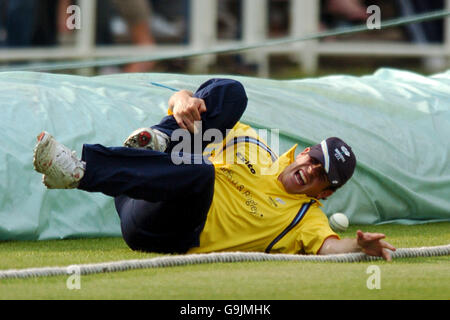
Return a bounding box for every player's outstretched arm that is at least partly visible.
[318,230,396,261]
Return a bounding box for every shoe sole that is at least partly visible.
[33,131,53,174]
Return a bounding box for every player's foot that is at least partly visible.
[123,127,169,152]
[33,131,85,189]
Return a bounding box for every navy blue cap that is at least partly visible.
[308,137,356,188]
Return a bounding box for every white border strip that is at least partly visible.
[321,140,330,173]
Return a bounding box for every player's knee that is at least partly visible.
[226,80,248,105]
[227,82,248,122]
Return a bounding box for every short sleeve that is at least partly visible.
[296,207,340,255]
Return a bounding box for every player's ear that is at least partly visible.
[317,189,334,200]
[300,147,311,156]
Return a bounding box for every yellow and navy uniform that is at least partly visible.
[188,122,339,255]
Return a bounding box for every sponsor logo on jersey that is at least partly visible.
[268,196,278,207]
[268,197,286,207]
[236,151,256,174]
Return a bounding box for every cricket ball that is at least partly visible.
[329,213,349,232]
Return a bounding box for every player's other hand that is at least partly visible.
[357,230,396,261]
[169,90,207,134]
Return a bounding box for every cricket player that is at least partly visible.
[33,78,396,260]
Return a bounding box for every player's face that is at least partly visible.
[278,147,333,199]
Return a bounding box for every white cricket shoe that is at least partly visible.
[33,131,85,189]
[123,127,168,152]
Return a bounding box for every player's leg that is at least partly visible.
[124,78,248,154]
[77,143,214,202]
[33,132,215,253]
[114,183,213,253]
[34,132,214,200]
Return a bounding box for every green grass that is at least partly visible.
[0,223,448,300]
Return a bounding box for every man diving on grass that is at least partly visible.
[33,78,396,260]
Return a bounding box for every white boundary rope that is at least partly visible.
[0,244,448,279]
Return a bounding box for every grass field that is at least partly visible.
[0,223,448,300]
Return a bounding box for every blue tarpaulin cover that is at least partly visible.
[0,69,448,240]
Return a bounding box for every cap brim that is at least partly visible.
[308,142,339,186]
[308,141,329,174]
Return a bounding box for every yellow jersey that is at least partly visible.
[188,122,338,255]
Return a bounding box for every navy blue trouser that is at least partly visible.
[78,79,248,253]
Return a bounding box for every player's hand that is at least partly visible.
[169,90,207,133]
[356,230,396,261]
